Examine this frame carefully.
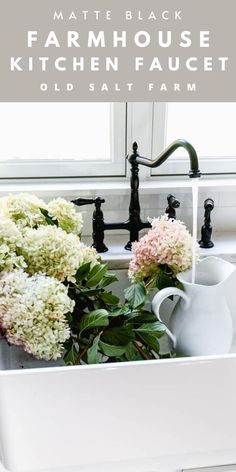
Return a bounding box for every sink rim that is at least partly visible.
[1,351,236,376]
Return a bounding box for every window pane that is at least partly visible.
[0,103,112,161]
[166,103,236,158]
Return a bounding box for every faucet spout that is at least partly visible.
[129,139,201,178]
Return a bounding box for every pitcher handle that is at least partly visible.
[151,287,190,348]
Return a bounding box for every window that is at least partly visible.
[151,103,236,176]
[0,102,126,178]
[0,102,235,181]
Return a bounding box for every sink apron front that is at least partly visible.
[0,355,236,472]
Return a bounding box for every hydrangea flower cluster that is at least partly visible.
[129,214,198,282]
[20,226,99,282]
[0,193,46,229]
[0,270,73,360]
[47,198,83,235]
[0,193,96,361]
[0,193,83,235]
[0,216,26,272]
[0,193,181,366]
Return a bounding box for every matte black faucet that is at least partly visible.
[73,139,200,253]
[129,139,201,178]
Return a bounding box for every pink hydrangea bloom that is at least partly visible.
[129,214,198,282]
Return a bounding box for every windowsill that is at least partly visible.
[1,176,236,196]
[83,233,236,270]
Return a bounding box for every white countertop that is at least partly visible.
[83,232,236,269]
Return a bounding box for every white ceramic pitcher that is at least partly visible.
[152,256,235,356]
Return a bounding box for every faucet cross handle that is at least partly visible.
[72,197,108,253]
[71,197,105,207]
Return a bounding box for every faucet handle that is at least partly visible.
[166,194,180,219]
[71,197,105,207]
[72,197,108,253]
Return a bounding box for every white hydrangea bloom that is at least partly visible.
[21,226,99,282]
[0,193,46,229]
[0,216,26,271]
[80,245,101,267]
[0,215,22,248]
[0,269,73,360]
[47,198,83,235]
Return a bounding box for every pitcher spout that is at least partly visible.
[177,256,235,288]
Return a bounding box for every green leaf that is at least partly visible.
[99,341,127,357]
[124,283,147,309]
[65,312,73,324]
[39,207,59,227]
[108,306,130,318]
[135,321,166,352]
[64,345,79,365]
[79,309,109,335]
[125,343,143,361]
[86,264,108,287]
[99,274,118,288]
[116,355,127,362]
[137,333,160,352]
[87,335,101,364]
[127,310,157,324]
[81,289,102,297]
[100,292,120,306]
[75,262,91,283]
[156,268,175,290]
[102,326,135,346]
[135,321,166,338]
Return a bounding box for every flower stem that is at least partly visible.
[145,277,156,291]
[133,341,151,360]
[77,339,93,364]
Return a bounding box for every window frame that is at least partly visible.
[0,101,236,183]
[0,102,127,180]
[150,103,236,177]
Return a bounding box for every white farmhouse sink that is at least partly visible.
[0,267,236,472]
[1,355,236,472]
